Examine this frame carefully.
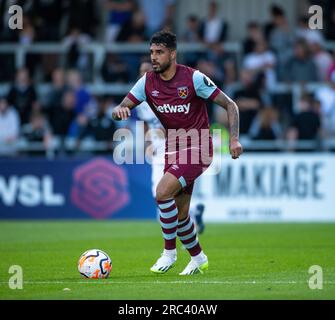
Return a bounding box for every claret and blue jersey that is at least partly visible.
[127,64,221,132]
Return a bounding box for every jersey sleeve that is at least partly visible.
[127,74,147,105]
[192,70,221,100]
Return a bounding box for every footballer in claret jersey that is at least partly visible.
[113,30,243,275]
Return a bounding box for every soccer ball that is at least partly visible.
[78,249,112,279]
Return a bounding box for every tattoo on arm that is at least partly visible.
[119,97,137,110]
[213,92,240,141]
[112,96,138,121]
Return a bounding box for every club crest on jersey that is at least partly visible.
[177,86,189,99]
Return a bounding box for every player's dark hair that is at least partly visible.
[150,30,177,50]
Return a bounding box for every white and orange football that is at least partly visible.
[78,249,112,279]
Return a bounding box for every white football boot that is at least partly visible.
[179,252,208,275]
[150,249,177,274]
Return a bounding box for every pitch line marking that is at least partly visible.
[1,280,335,285]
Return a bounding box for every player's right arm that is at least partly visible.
[112,97,136,121]
[112,73,147,121]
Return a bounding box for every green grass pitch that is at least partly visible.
[0,221,334,300]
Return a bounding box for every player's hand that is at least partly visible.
[229,139,243,160]
[112,106,131,121]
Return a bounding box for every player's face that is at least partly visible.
[150,44,175,74]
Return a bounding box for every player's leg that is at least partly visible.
[175,189,208,275]
[150,172,182,274]
[175,192,202,254]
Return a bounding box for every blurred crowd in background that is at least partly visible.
[0,0,335,157]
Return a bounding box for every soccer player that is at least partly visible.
[136,61,206,234]
[113,31,243,275]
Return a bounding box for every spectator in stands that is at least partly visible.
[315,70,335,138]
[107,3,146,82]
[105,0,135,42]
[263,4,284,41]
[198,12,233,85]
[139,0,175,36]
[0,96,20,156]
[243,39,276,89]
[183,15,201,43]
[49,90,76,138]
[249,107,282,141]
[66,70,96,138]
[223,59,238,87]
[283,39,318,83]
[66,70,92,115]
[21,112,52,156]
[199,1,228,44]
[182,15,202,68]
[309,38,333,82]
[30,0,65,41]
[296,16,324,46]
[267,7,294,78]
[63,28,92,79]
[19,16,41,77]
[45,69,68,112]
[66,0,100,38]
[116,10,147,42]
[243,22,264,56]
[233,69,263,135]
[18,15,36,45]
[287,94,321,150]
[7,68,39,124]
[76,96,117,154]
[159,0,176,31]
[101,53,130,83]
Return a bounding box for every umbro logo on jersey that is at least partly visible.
[172,165,179,170]
[154,103,191,114]
[151,90,160,97]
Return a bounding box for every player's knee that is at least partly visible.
[155,186,172,203]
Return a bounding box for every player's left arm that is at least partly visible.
[212,91,243,159]
[193,70,243,159]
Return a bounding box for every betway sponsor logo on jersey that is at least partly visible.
[154,103,190,114]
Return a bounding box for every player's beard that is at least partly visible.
[153,59,172,74]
